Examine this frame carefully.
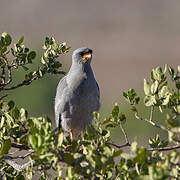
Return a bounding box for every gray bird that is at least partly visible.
[55,47,100,139]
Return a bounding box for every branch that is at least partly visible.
[149,106,154,121]
[3,156,34,172]
[108,122,131,149]
[108,142,130,149]
[109,142,180,152]
[2,76,38,91]
[0,94,8,100]
[11,142,30,150]
[119,122,130,145]
[147,144,180,152]
[10,150,35,159]
[135,112,173,133]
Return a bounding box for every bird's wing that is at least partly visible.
[96,81,100,98]
[55,76,69,129]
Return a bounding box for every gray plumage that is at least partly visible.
[55,47,100,137]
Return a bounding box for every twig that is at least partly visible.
[108,142,130,149]
[108,122,131,149]
[2,75,39,91]
[148,144,180,151]
[109,142,180,152]
[135,112,173,133]
[0,94,8,100]
[149,106,154,121]
[119,122,130,145]
[11,142,30,150]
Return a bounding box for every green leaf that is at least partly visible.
[8,100,15,110]
[1,32,12,46]
[0,57,6,67]
[0,116,5,129]
[102,129,110,138]
[119,113,126,123]
[58,132,64,147]
[18,36,24,45]
[0,139,11,155]
[178,65,180,73]
[144,96,156,106]
[131,141,137,152]
[93,112,99,120]
[64,153,74,164]
[0,46,7,55]
[177,105,180,114]
[29,135,38,149]
[123,92,128,99]
[12,107,20,119]
[113,149,122,157]
[102,118,111,125]
[112,103,119,119]
[158,86,169,98]
[162,94,170,105]
[151,80,158,94]
[27,51,36,63]
[168,66,174,76]
[52,61,62,68]
[41,56,46,64]
[144,79,150,95]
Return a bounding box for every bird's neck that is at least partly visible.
[69,63,94,77]
[67,63,95,88]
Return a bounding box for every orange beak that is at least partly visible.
[82,52,92,61]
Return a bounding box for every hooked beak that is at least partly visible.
[82,52,92,61]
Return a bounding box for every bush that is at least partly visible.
[0,33,179,179]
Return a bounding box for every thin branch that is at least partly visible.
[149,106,154,121]
[0,94,8,100]
[2,76,38,91]
[135,112,173,133]
[108,142,130,149]
[108,122,131,149]
[11,142,30,150]
[147,144,180,152]
[109,142,180,152]
[119,122,130,145]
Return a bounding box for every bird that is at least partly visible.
[54,47,100,140]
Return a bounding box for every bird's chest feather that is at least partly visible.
[68,77,98,111]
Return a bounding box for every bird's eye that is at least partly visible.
[79,52,84,56]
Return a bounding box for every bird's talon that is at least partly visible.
[65,144,71,150]
[69,129,74,142]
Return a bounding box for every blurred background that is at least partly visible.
[0,0,179,145]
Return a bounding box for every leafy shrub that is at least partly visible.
[0,33,179,179]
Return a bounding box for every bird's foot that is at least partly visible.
[79,145,84,153]
[69,129,74,142]
[64,144,72,150]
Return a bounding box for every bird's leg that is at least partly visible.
[64,129,74,150]
[79,133,84,153]
[69,129,74,142]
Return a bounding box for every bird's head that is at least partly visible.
[72,47,93,65]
